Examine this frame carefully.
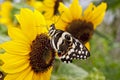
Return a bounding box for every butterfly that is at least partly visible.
[49,24,90,63]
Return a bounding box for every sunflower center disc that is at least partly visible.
[66,20,94,44]
[29,34,55,73]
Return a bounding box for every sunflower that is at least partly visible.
[0,1,19,27]
[0,8,55,80]
[40,0,63,19]
[0,1,13,26]
[56,0,107,50]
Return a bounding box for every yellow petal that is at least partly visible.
[4,67,31,80]
[92,12,105,29]
[0,1,12,23]
[0,52,27,62]
[83,3,96,21]
[30,1,42,11]
[56,19,67,30]
[0,1,12,15]
[85,42,90,51]
[0,41,30,55]
[42,67,52,80]
[4,73,20,80]
[33,67,52,80]
[24,70,34,80]
[43,0,55,8]
[16,8,37,42]
[33,73,40,80]
[1,53,29,73]
[34,73,44,80]
[40,0,55,19]
[83,2,107,29]
[7,26,31,44]
[47,15,60,25]
[34,10,46,26]
[69,0,82,19]
[34,10,48,34]
[44,9,54,19]
[41,3,54,19]
[0,18,11,25]
[91,2,107,28]
[58,3,73,23]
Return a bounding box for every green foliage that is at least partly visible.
[52,60,88,80]
[93,0,120,10]
[0,25,10,44]
[0,25,8,36]
[103,0,120,10]
[85,68,105,80]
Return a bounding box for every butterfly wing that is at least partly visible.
[60,37,90,63]
[49,24,90,63]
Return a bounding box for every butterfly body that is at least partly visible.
[49,24,90,63]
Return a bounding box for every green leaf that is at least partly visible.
[100,0,120,10]
[85,68,105,80]
[0,25,7,35]
[52,62,88,80]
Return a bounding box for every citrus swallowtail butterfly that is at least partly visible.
[49,24,90,63]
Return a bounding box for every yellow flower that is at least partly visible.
[0,1,13,26]
[0,1,19,27]
[0,8,55,80]
[26,0,42,11]
[56,0,107,50]
[40,0,63,19]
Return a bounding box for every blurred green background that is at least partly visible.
[0,0,120,80]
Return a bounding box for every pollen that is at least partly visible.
[29,33,55,73]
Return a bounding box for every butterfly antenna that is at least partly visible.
[54,11,64,24]
[46,25,49,31]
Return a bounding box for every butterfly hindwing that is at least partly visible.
[60,38,90,63]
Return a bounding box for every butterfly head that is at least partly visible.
[50,24,55,29]
[57,50,62,57]
[49,24,56,37]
